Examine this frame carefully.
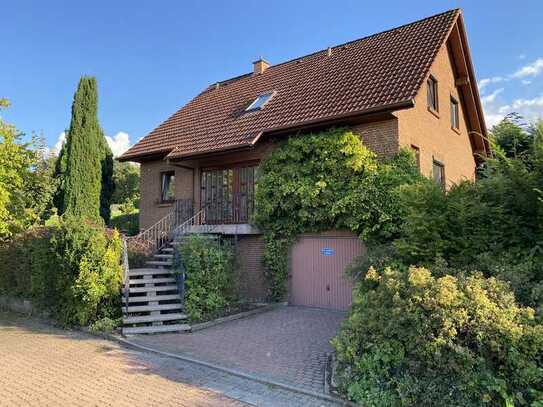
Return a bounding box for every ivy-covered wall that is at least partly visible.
[254,127,421,300]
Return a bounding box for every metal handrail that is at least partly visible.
[128,199,192,253]
[171,207,206,240]
[121,237,130,314]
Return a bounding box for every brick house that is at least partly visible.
[119,9,488,310]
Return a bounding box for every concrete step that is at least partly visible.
[123,323,190,335]
[154,254,173,259]
[129,277,176,285]
[161,247,174,253]
[122,294,181,303]
[129,285,178,293]
[145,260,173,267]
[128,268,173,277]
[125,303,182,313]
[123,313,187,324]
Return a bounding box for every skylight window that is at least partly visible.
[246,91,275,112]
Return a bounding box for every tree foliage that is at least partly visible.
[334,115,543,405]
[112,161,140,206]
[254,128,421,299]
[491,113,533,160]
[0,100,57,240]
[56,77,114,223]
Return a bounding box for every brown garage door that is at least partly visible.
[290,234,364,310]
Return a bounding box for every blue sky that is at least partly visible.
[2,1,542,155]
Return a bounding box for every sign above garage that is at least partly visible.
[320,247,335,256]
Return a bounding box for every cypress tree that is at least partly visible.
[99,133,114,223]
[59,77,114,223]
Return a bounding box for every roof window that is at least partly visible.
[246,91,275,112]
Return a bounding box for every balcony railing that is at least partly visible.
[200,192,254,225]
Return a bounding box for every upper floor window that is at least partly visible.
[411,145,420,171]
[450,96,459,130]
[432,160,445,190]
[427,75,438,112]
[161,171,175,203]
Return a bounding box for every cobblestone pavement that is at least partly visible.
[129,306,346,394]
[0,311,340,407]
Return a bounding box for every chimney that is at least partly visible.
[253,58,270,75]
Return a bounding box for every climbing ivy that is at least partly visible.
[254,128,421,299]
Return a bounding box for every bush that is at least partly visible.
[177,235,235,322]
[0,218,123,326]
[332,266,543,406]
[467,251,543,319]
[110,210,139,236]
[89,316,121,334]
[126,238,153,268]
[0,227,49,298]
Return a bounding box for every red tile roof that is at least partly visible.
[120,9,460,161]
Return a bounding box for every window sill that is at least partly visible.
[428,107,440,119]
[451,126,461,135]
[157,202,174,208]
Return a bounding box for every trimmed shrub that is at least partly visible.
[332,266,543,407]
[0,227,49,298]
[0,218,123,326]
[177,235,235,322]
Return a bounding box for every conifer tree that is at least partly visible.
[59,77,113,223]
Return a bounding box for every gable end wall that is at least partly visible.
[395,41,476,186]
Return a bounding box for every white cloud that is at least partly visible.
[510,95,543,110]
[105,131,131,157]
[483,95,543,128]
[478,57,543,95]
[478,56,543,127]
[49,130,132,158]
[478,76,505,90]
[50,132,66,156]
[511,58,543,79]
[485,113,505,128]
[481,88,504,105]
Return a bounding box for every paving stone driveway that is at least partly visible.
[128,305,346,394]
[0,311,340,407]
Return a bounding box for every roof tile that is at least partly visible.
[120,9,459,161]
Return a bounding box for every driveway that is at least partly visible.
[0,311,340,407]
[128,306,346,394]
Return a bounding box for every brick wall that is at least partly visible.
[395,41,476,186]
[236,235,268,302]
[139,160,194,231]
[351,118,399,159]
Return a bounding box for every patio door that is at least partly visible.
[200,164,257,224]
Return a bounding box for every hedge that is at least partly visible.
[0,218,123,326]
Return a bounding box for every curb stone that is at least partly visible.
[109,333,351,406]
[190,303,282,332]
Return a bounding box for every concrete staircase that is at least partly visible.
[122,244,190,335]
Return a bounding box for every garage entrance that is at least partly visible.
[290,232,365,310]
